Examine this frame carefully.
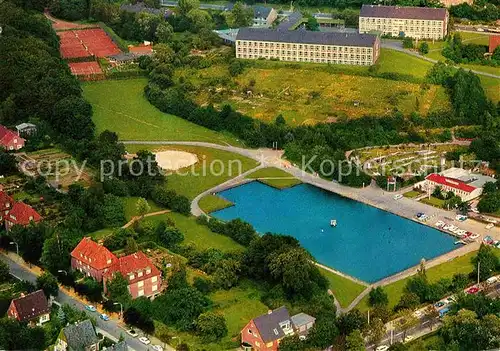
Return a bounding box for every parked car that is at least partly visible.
[126,329,138,337]
[487,276,498,285]
[404,335,414,343]
[85,305,96,312]
[99,313,110,321]
[394,194,403,200]
[445,296,456,304]
[139,336,151,345]
[434,301,445,308]
[152,346,164,351]
[466,286,480,294]
[413,310,424,318]
[376,346,389,351]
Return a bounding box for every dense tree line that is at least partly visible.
[442,33,499,67]
[450,2,500,22]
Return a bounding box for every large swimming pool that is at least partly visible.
[212,182,459,283]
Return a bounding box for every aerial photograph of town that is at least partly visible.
[0,0,499,349]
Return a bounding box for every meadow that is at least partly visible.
[246,167,301,189]
[82,78,241,145]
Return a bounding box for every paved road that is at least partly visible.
[381,39,500,79]
[0,254,173,351]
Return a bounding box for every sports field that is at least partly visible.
[68,61,103,76]
[82,79,242,145]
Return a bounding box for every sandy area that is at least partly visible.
[155,150,198,171]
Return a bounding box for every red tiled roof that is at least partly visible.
[0,125,25,147]
[10,290,49,322]
[489,35,500,53]
[106,251,160,284]
[360,5,447,21]
[71,237,118,270]
[129,45,153,54]
[7,202,42,225]
[425,173,476,193]
[0,191,13,212]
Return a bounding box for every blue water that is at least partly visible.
[212,182,458,283]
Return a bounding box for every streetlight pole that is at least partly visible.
[114,302,123,319]
[9,241,19,256]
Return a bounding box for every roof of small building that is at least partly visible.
[426,173,476,193]
[106,251,160,284]
[0,125,25,147]
[253,5,272,19]
[10,289,49,322]
[7,202,42,225]
[71,237,118,270]
[252,306,291,343]
[106,341,128,351]
[236,27,377,47]
[62,320,99,350]
[489,35,500,53]
[0,191,13,211]
[291,312,316,327]
[15,123,36,131]
[360,5,447,21]
[277,12,303,31]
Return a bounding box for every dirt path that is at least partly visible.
[122,210,172,228]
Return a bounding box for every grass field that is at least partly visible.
[320,268,367,308]
[198,194,233,213]
[403,190,421,199]
[246,167,301,189]
[355,249,500,311]
[420,196,445,208]
[143,212,244,252]
[178,56,450,125]
[122,197,164,221]
[125,144,259,200]
[82,79,241,145]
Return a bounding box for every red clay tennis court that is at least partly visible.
[68,62,103,76]
[58,29,121,59]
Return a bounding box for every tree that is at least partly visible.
[178,0,199,15]
[418,42,429,55]
[0,261,9,283]
[124,237,138,255]
[472,244,499,282]
[337,309,367,336]
[395,292,420,311]
[158,225,184,248]
[452,273,470,292]
[0,151,17,175]
[0,318,46,350]
[152,43,175,64]
[124,306,155,335]
[155,21,173,43]
[365,317,385,346]
[212,259,240,289]
[40,235,71,275]
[306,16,319,31]
[195,312,227,342]
[226,1,253,28]
[106,272,131,305]
[368,287,388,307]
[396,309,419,339]
[36,272,58,298]
[402,37,414,49]
[186,9,213,32]
[136,197,151,219]
[269,248,316,297]
[307,320,339,349]
[346,329,366,351]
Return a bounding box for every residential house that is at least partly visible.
[7,290,50,326]
[489,35,500,53]
[236,27,380,65]
[0,125,25,151]
[70,237,118,282]
[241,306,315,351]
[72,237,164,299]
[0,191,13,223]
[15,123,37,136]
[422,173,482,201]
[359,5,448,39]
[54,320,99,351]
[4,202,42,231]
[104,251,163,299]
[252,6,278,27]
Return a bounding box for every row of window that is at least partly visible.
[361,25,443,32]
[137,284,158,297]
[237,54,372,65]
[360,18,443,25]
[238,49,371,60]
[129,269,154,280]
[237,41,373,53]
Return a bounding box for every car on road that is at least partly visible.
[85,305,96,312]
[152,345,164,351]
[434,301,446,308]
[404,335,414,343]
[139,336,151,345]
[477,28,484,31]
[466,286,480,294]
[126,329,138,337]
[375,346,389,351]
[99,313,110,321]
[413,309,424,318]
[445,296,456,304]
[394,194,403,200]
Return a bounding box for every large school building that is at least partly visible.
[359,5,448,40]
[235,28,380,66]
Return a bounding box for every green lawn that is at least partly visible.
[89,228,115,240]
[125,144,259,200]
[121,196,164,221]
[420,196,445,208]
[356,250,481,311]
[82,78,241,145]
[378,48,434,79]
[246,167,301,189]
[143,212,244,252]
[403,190,421,199]
[320,268,367,308]
[198,194,233,213]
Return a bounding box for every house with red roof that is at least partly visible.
[4,202,42,231]
[0,125,25,151]
[7,290,50,326]
[103,251,163,299]
[0,191,14,224]
[72,237,163,299]
[489,35,500,54]
[71,237,118,282]
[424,173,482,201]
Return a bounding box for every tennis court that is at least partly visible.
[68,62,103,76]
[58,29,121,59]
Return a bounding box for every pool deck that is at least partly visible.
[123,140,500,311]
